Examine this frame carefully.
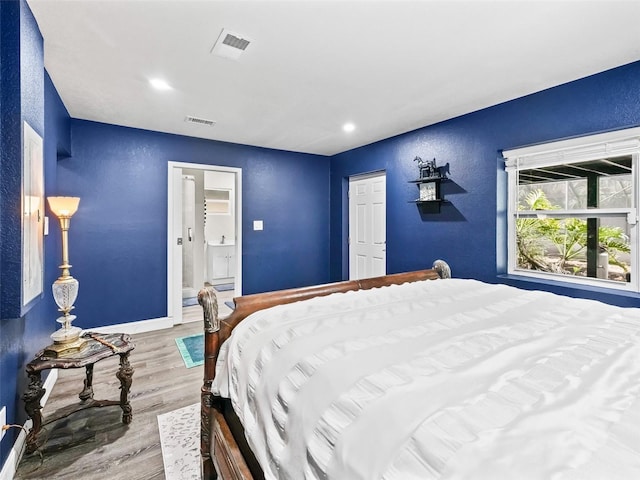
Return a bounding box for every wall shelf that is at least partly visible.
[409,176,449,213]
[409,199,448,213]
[409,157,451,214]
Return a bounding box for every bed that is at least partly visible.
[198,261,640,479]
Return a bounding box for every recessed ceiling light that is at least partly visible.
[343,122,356,133]
[149,78,173,91]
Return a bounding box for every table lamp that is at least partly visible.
[44,196,87,357]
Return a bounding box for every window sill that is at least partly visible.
[497,273,640,306]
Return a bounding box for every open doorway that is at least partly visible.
[167,161,242,325]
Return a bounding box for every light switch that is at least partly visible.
[253,220,263,231]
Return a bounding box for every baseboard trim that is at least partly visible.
[86,316,173,335]
[0,370,57,480]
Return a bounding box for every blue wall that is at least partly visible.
[0,0,27,319]
[330,61,640,306]
[56,120,331,330]
[0,0,64,469]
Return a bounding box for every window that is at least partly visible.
[503,127,640,291]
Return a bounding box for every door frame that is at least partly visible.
[348,170,387,280]
[167,161,242,325]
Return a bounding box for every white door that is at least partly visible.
[349,172,386,280]
[169,167,184,323]
[181,175,198,298]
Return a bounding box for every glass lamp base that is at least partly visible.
[50,324,82,343]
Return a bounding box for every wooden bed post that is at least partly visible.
[433,259,451,279]
[198,286,220,480]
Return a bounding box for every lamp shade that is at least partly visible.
[47,196,80,218]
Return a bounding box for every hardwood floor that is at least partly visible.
[14,292,233,480]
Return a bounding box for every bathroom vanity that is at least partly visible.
[207,242,235,284]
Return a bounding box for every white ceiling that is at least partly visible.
[27,0,640,156]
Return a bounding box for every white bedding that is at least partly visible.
[212,278,640,479]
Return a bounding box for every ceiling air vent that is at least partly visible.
[185,116,216,127]
[223,34,250,51]
[211,28,251,60]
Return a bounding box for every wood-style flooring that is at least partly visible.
[14,293,233,480]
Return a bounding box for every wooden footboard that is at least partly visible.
[199,261,451,479]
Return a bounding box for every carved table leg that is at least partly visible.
[116,351,134,424]
[23,372,45,454]
[79,364,94,402]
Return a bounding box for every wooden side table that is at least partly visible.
[22,332,135,454]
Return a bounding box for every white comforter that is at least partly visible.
[213,278,640,479]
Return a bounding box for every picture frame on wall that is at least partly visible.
[22,121,44,307]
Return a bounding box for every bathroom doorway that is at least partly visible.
[167,162,242,325]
